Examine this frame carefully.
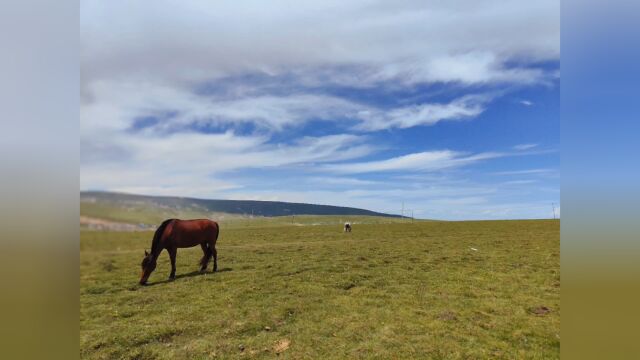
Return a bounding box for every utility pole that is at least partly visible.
[552,203,557,219]
[401,201,405,219]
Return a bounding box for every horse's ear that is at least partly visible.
[144,250,149,256]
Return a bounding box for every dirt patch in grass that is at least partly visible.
[342,282,357,290]
[273,339,291,354]
[437,310,458,321]
[529,306,552,316]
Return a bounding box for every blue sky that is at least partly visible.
[80,0,559,220]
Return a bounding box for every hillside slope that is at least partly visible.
[81,191,403,227]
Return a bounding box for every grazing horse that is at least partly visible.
[140,218,219,285]
[344,222,352,232]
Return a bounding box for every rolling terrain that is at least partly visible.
[81,191,405,230]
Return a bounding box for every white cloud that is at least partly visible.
[82,79,496,136]
[81,0,559,89]
[324,150,503,174]
[520,100,534,106]
[82,81,360,132]
[354,95,489,131]
[307,177,380,186]
[513,143,538,150]
[81,132,378,198]
[494,168,556,176]
[423,52,546,85]
[502,179,539,185]
[164,94,361,132]
[80,1,560,156]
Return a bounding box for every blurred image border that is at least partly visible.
[2,0,640,359]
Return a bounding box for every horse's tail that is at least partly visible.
[212,221,219,243]
[208,221,219,251]
[199,221,219,261]
[151,218,174,253]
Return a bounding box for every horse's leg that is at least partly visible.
[199,243,211,272]
[212,246,218,272]
[168,247,177,280]
[205,236,218,272]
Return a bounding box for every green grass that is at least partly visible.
[80,219,559,359]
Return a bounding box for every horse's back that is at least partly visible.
[173,218,218,231]
[167,219,219,247]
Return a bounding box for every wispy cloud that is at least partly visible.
[519,100,534,106]
[82,1,559,89]
[323,150,504,174]
[81,132,379,198]
[354,95,490,131]
[494,168,556,176]
[83,80,495,134]
[502,179,539,185]
[307,177,380,186]
[513,143,538,150]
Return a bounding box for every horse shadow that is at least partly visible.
[144,267,233,286]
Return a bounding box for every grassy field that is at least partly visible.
[80,218,560,359]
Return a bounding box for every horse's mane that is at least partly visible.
[151,219,174,254]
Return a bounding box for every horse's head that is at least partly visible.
[139,250,156,285]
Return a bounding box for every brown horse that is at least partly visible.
[140,218,219,285]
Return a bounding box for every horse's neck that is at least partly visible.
[150,245,163,259]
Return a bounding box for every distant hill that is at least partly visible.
[80,191,403,227]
